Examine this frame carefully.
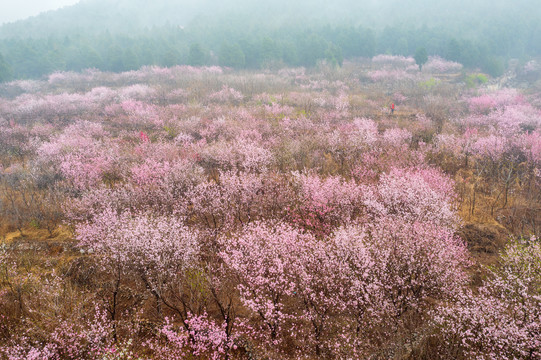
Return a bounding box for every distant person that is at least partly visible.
[390,103,395,115]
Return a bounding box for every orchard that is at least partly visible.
[0,58,540,359]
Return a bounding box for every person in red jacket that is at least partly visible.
[390,103,395,115]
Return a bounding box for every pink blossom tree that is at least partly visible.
[365,166,459,228]
[435,236,541,359]
[287,171,363,236]
[219,221,316,356]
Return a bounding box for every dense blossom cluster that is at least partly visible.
[0,62,540,359]
[435,237,541,359]
[371,54,416,68]
[368,55,421,83]
[423,56,463,74]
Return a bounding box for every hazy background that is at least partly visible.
[0,0,540,81]
[0,0,80,25]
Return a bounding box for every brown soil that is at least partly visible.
[457,222,509,285]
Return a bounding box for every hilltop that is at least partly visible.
[1,0,540,39]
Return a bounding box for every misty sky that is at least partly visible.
[0,0,80,25]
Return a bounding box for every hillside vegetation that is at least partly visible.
[1,56,540,358]
[0,0,540,80]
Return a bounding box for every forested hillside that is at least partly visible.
[0,0,540,81]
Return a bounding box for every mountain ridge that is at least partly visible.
[3,0,537,39]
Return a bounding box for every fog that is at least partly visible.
[0,0,540,80]
[4,0,540,32]
[0,0,80,25]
